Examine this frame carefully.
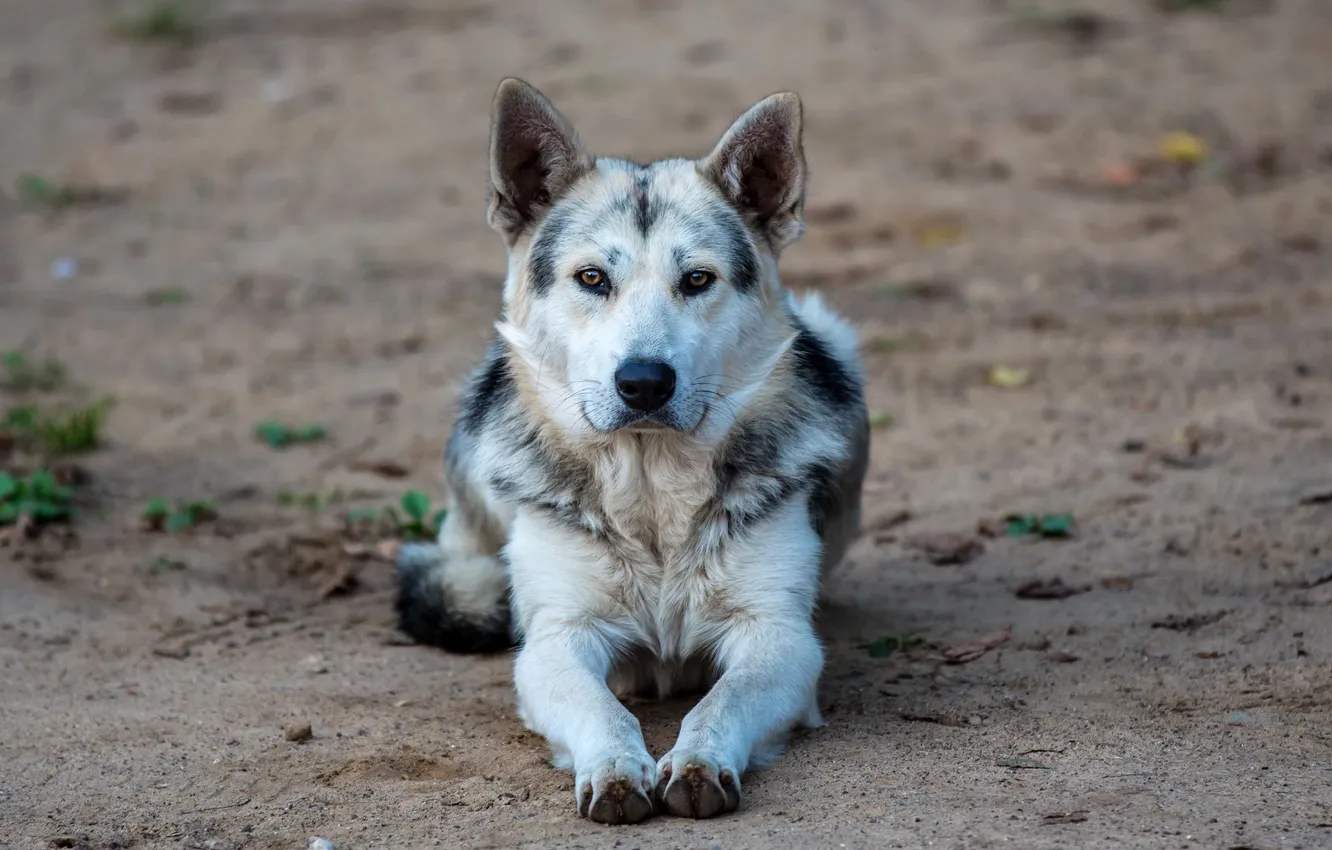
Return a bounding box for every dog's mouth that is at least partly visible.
[581,401,694,435]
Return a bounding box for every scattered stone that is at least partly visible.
[50,258,79,280]
[1042,810,1089,825]
[1275,563,1332,590]
[350,459,410,479]
[1159,450,1212,470]
[898,712,966,727]
[309,840,337,850]
[1298,485,1332,506]
[996,756,1050,770]
[1120,438,1147,453]
[1047,650,1080,663]
[1099,576,1135,591]
[158,90,222,115]
[1151,611,1229,632]
[152,642,191,659]
[906,531,984,566]
[284,724,313,743]
[1164,535,1194,557]
[1015,578,1090,600]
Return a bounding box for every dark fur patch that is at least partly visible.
[456,336,517,433]
[634,171,654,236]
[527,203,577,297]
[791,324,857,409]
[718,214,760,293]
[394,552,515,654]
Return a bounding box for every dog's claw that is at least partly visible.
[655,753,741,818]
[575,754,657,825]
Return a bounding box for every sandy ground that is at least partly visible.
[3,1,1332,847]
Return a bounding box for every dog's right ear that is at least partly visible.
[487,78,588,244]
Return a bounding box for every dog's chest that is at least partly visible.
[592,440,728,657]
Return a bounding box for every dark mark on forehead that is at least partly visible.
[633,169,654,237]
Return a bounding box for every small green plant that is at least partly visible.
[15,174,78,209]
[277,489,346,510]
[867,632,924,659]
[4,398,114,455]
[144,287,188,306]
[14,174,124,210]
[142,497,217,532]
[346,490,445,541]
[0,469,75,525]
[254,421,328,449]
[2,350,67,391]
[1005,513,1075,539]
[112,1,199,42]
[869,412,894,430]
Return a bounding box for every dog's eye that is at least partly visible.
[576,267,606,289]
[682,270,716,292]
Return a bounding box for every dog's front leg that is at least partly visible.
[508,514,657,825]
[657,499,825,819]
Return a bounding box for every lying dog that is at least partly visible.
[395,77,868,824]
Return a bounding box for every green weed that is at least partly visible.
[142,497,217,532]
[0,469,75,525]
[4,398,114,455]
[346,490,445,541]
[2,350,66,392]
[112,1,199,42]
[254,421,328,449]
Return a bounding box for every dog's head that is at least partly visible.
[486,78,806,442]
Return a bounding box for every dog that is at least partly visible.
[395,77,869,825]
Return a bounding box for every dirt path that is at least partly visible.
[2,1,1331,848]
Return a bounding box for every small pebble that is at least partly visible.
[284,723,313,742]
[50,257,79,280]
[309,839,336,850]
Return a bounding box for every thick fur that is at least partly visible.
[395,78,869,825]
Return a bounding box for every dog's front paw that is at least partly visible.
[575,753,657,825]
[655,750,741,819]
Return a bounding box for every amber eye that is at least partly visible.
[576,267,606,289]
[683,270,716,292]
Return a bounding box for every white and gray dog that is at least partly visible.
[395,77,869,824]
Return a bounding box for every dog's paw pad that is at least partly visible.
[575,755,657,825]
[655,752,741,819]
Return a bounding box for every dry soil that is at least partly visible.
[2,1,1331,848]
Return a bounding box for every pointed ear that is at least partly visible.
[487,78,589,243]
[702,92,807,249]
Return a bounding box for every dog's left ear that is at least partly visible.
[702,92,806,249]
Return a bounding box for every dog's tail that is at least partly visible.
[394,542,515,654]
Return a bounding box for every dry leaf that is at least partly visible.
[350,460,410,479]
[988,366,1032,389]
[1101,161,1141,187]
[317,564,360,599]
[942,626,1011,664]
[1159,132,1207,165]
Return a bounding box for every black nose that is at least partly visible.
[615,360,676,413]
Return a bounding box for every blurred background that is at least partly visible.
[2,1,1330,848]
